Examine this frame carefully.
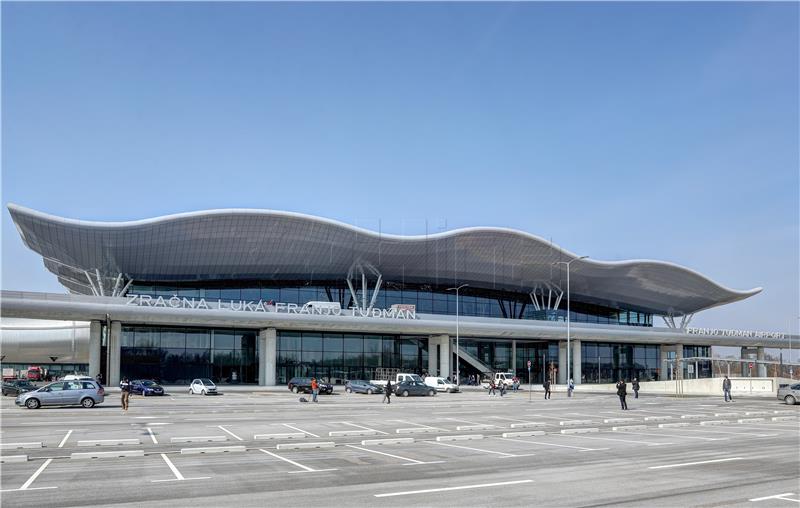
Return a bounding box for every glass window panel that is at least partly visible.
[278,350,300,363]
[185,348,210,363]
[343,351,362,367]
[205,288,221,299]
[213,330,235,349]
[134,328,159,348]
[261,288,280,302]
[278,332,301,350]
[161,329,186,349]
[302,350,322,365]
[121,327,135,347]
[185,329,210,349]
[343,336,363,353]
[364,336,382,353]
[323,334,343,352]
[241,288,260,301]
[219,288,241,300]
[302,333,323,351]
[178,287,200,298]
[280,288,299,303]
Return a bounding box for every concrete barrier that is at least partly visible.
[714,413,739,417]
[170,436,227,444]
[612,425,648,431]
[276,442,335,450]
[180,446,246,455]
[435,435,484,442]
[738,418,765,424]
[510,422,547,429]
[78,439,141,447]
[360,438,415,446]
[699,421,728,426]
[455,425,496,431]
[71,450,145,459]
[396,428,440,434]
[772,416,797,422]
[560,420,592,426]
[680,415,708,420]
[773,410,797,415]
[745,411,770,416]
[0,455,28,463]
[561,428,599,434]
[659,423,690,428]
[644,416,672,422]
[603,418,642,424]
[254,433,307,440]
[0,442,42,450]
[502,431,545,438]
[329,430,381,437]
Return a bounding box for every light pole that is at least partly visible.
[447,283,469,385]
[552,256,589,388]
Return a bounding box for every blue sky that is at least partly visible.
[2,2,798,345]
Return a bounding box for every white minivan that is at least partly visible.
[424,376,460,393]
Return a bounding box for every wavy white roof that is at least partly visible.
[7,204,761,316]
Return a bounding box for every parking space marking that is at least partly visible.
[648,457,744,469]
[146,428,158,444]
[388,419,446,431]
[58,430,73,448]
[337,422,389,435]
[0,458,58,492]
[665,428,778,438]
[616,431,729,442]
[217,425,244,441]
[282,424,320,438]
[749,493,800,503]
[494,436,601,452]
[445,417,499,427]
[345,444,443,465]
[429,440,517,457]
[258,448,338,473]
[152,453,211,482]
[552,434,673,446]
[374,479,533,497]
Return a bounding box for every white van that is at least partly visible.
[424,376,460,393]
[482,372,516,388]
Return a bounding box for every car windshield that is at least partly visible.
[141,380,156,386]
[200,378,214,385]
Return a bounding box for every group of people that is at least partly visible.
[615,377,641,410]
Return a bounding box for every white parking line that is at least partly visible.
[389,420,446,431]
[430,440,516,457]
[282,424,320,438]
[345,444,443,465]
[258,448,338,473]
[444,417,496,426]
[147,427,159,444]
[58,430,73,448]
[648,457,743,469]
[375,479,533,497]
[616,431,729,442]
[750,492,799,503]
[153,453,211,482]
[0,458,59,492]
[217,425,244,441]
[338,422,389,435]
[494,436,604,452]
[552,434,673,446]
[664,428,777,438]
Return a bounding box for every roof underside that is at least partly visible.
[8,204,761,316]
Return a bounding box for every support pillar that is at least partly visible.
[558,341,567,384]
[428,336,439,377]
[436,335,450,381]
[511,340,517,374]
[108,321,121,386]
[757,347,767,377]
[259,328,277,386]
[675,344,684,380]
[89,321,102,381]
[572,339,582,384]
[659,345,670,381]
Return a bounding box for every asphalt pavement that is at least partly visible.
[1,386,798,507]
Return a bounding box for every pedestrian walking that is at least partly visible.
[383,380,392,404]
[616,379,628,410]
[568,378,575,398]
[488,380,496,396]
[722,375,733,402]
[499,382,507,397]
[310,377,319,403]
[543,379,551,399]
[95,372,103,385]
[632,378,640,399]
[120,377,131,412]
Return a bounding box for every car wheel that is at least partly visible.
[189,389,193,395]
[292,386,299,394]
[428,390,436,396]
[402,390,409,397]
[785,395,797,405]
[445,388,451,393]
[367,389,374,395]
[201,389,206,396]
[345,387,352,393]
[81,397,95,408]
[25,398,40,409]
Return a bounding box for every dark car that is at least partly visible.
[287,377,334,395]
[345,380,383,394]
[394,380,436,397]
[2,379,37,397]
[129,379,165,396]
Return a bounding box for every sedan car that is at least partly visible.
[130,379,165,396]
[777,383,800,405]
[345,380,383,394]
[189,378,218,395]
[2,379,37,397]
[287,377,334,395]
[16,380,105,409]
[393,380,436,397]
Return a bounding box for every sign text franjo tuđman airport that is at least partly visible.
[125,294,417,319]
[685,327,785,339]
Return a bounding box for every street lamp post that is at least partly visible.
[552,256,589,388]
[447,284,469,385]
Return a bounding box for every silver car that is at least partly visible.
[777,383,800,405]
[16,380,105,409]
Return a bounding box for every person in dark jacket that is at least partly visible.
[632,378,640,399]
[120,377,131,412]
[722,376,733,402]
[383,380,392,404]
[616,379,628,410]
[543,379,551,399]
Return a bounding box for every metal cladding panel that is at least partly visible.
[7,204,761,315]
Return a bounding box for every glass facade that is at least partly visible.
[682,345,711,379]
[276,331,428,385]
[581,342,660,383]
[129,281,653,327]
[120,325,258,384]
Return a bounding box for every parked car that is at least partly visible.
[393,380,436,397]
[481,372,516,389]
[777,383,800,405]
[287,377,334,395]
[16,380,105,409]
[2,379,37,397]
[189,378,218,395]
[424,376,460,393]
[370,372,424,388]
[129,379,165,396]
[345,380,382,394]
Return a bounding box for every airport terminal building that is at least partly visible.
[2,204,793,387]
